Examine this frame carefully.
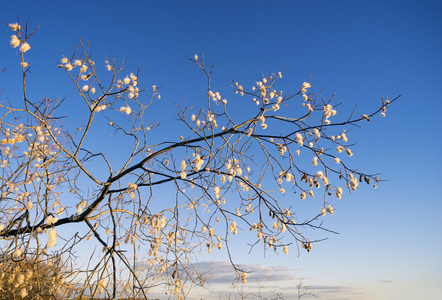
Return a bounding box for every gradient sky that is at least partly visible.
[1,1,441,299]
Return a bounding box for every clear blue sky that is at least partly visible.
[1,1,441,299]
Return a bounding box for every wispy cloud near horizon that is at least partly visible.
[192,260,295,284]
[187,261,366,300]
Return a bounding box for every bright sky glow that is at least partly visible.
[1,1,441,299]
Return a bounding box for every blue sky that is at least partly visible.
[1,1,441,299]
